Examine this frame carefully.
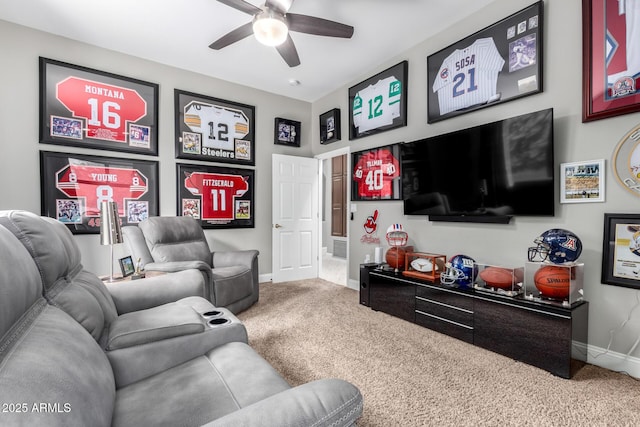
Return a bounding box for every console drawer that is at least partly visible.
[416,284,474,312]
[415,297,473,327]
[415,310,473,343]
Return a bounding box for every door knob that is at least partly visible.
[274,223,283,228]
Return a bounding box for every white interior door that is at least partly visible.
[272,154,319,282]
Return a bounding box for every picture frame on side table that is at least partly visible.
[274,117,301,147]
[560,159,605,203]
[119,256,135,277]
[176,163,255,229]
[174,89,255,165]
[40,150,159,234]
[349,60,408,140]
[602,213,640,290]
[39,57,159,155]
[427,1,543,123]
[320,108,341,144]
[582,0,640,122]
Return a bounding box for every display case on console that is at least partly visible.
[474,263,525,297]
[403,252,446,281]
[523,262,585,307]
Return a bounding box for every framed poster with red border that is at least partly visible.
[427,1,543,123]
[176,163,255,229]
[40,151,159,234]
[39,57,159,155]
[174,89,256,166]
[582,0,640,122]
[351,143,402,201]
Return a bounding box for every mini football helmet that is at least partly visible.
[440,254,477,287]
[386,223,408,247]
[527,228,582,264]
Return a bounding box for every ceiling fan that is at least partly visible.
[209,0,354,67]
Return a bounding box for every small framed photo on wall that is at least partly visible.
[320,108,341,144]
[274,117,301,147]
[560,159,605,203]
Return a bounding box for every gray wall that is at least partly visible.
[0,19,311,278]
[311,0,640,370]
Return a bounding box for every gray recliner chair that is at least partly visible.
[123,216,259,314]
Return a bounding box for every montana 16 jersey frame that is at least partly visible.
[40,151,159,234]
[39,57,159,155]
[176,163,255,229]
[175,90,256,166]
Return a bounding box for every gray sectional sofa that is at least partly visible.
[0,211,363,426]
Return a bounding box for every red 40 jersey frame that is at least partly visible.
[40,151,159,234]
[39,57,159,155]
[176,163,255,229]
[351,143,403,201]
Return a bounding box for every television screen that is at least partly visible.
[402,108,554,223]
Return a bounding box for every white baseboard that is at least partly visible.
[582,343,640,379]
[259,273,272,283]
[347,278,359,291]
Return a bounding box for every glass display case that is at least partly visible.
[523,261,585,307]
[474,263,524,297]
[402,252,446,281]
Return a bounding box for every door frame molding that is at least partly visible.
[315,147,351,287]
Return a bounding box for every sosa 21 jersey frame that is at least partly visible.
[176,163,255,229]
[174,90,256,166]
[40,151,159,234]
[39,57,159,156]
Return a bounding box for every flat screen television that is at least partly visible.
[402,108,554,223]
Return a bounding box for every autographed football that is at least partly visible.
[479,267,515,289]
[411,257,436,273]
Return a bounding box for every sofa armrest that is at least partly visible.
[105,269,207,314]
[212,249,258,269]
[205,379,363,427]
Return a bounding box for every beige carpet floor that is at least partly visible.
[237,278,640,427]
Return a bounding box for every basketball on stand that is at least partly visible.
[385,247,407,270]
[534,265,570,299]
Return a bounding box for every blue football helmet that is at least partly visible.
[440,254,477,287]
[527,228,582,264]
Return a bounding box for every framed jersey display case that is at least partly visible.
[351,143,402,201]
[582,0,640,122]
[348,61,408,140]
[40,151,159,234]
[427,1,543,123]
[39,57,159,155]
[174,89,255,166]
[176,163,254,229]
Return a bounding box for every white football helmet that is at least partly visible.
[386,223,408,247]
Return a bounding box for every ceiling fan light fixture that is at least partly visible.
[252,9,288,47]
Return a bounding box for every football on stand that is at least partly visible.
[410,257,436,273]
[479,267,515,289]
[534,265,570,299]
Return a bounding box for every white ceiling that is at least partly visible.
[0,0,498,102]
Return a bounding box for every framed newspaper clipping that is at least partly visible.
[177,163,255,229]
[348,61,408,140]
[351,143,402,201]
[582,0,640,122]
[174,89,255,166]
[39,57,159,155]
[427,1,543,123]
[40,150,159,234]
[602,213,640,289]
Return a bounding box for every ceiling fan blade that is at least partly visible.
[286,13,354,38]
[216,0,262,15]
[209,22,254,50]
[265,0,294,14]
[275,35,301,67]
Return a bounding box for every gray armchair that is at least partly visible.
[123,216,259,314]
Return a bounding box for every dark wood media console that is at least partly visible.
[360,264,589,378]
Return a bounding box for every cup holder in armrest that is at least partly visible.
[208,317,230,327]
[202,310,223,317]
